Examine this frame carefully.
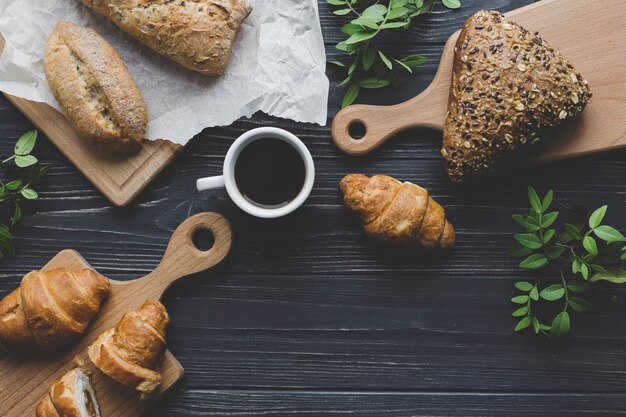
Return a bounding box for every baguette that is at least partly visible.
[44,22,147,154]
[78,0,253,77]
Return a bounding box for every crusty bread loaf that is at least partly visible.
[441,10,592,182]
[78,0,252,77]
[44,22,147,154]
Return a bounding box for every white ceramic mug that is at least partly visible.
[196,127,315,218]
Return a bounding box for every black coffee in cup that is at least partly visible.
[234,138,305,209]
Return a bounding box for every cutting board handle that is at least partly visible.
[136,212,233,297]
[331,86,447,156]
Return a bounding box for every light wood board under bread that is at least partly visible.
[332,0,626,162]
[0,35,182,207]
[0,212,233,417]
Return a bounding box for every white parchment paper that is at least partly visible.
[0,0,329,144]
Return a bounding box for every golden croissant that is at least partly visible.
[88,300,169,395]
[0,268,110,352]
[36,368,101,417]
[340,174,455,249]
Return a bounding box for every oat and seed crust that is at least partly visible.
[79,0,252,77]
[44,22,147,154]
[441,10,592,182]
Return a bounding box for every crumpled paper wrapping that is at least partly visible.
[0,0,329,145]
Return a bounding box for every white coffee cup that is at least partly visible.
[196,127,315,218]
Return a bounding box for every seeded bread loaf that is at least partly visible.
[441,10,592,182]
[78,0,252,77]
[44,22,147,154]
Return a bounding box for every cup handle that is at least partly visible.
[197,175,226,191]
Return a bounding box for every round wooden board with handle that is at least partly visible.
[0,212,233,417]
[332,0,626,163]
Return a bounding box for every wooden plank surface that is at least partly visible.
[0,0,625,415]
[0,212,232,416]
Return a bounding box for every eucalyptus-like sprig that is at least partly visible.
[0,130,50,259]
[328,0,461,107]
[510,186,626,339]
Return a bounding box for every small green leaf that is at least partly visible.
[341,84,360,108]
[541,190,554,212]
[512,214,540,231]
[590,268,626,284]
[566,281,590,293]
[550,311,570,339]
[520,253,548,270]
[580,263,589,280]
[541,211,559,228]
[400,55,428,68]
[348,59,358,75]
[512,306,529,317]
[381,21,410,29]
[583,236,598,255]
[387,7,408,19]
[540,284,565,301]
[327,0,345,5]
[378,50,393,70]
[340,24,361,36]
[392,58,412,73]
[572,257,581,274]
[539,324,551,331]
[358,78,391,89]
[543,229,555,244]
[11,204,21,226]
[511,295,529,304]
[514,281,534,291]
[568,297,593,312]
[362,4,388,18]
[351,16,382,29]
[329,61,348,67]
[5,180,22,190]
[334,8,352,15]
[594,225,626,243]
[15,154,38,168]
[362,46,376,70]
[532,316,540,333]
[529,286,539,301]
[507,244,534,257]
[20,188,38,199]
[527,186,543,213]
[345,30,377,44]
[514,316,532,331]
[565,223,582,240]
[589,205,608,229]
[441,0,461,9]
[514,233,543,249]
[14,130,37,156]
[544,245,565,260]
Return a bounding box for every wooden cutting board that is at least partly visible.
[331,0,626,162]
[0,36,182,207]
[0,212,232,417]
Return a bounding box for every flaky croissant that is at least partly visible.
[0,268,110,352]
[88,300,169,395]
[36,368,101,417]
[340,174,455,249]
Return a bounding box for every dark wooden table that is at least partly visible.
[2,0,626,415]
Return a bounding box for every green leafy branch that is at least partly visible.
[510,186,626,339]
[0,130,50,259]
[328,0,461,107]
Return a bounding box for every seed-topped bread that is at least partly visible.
[441,10,592,183]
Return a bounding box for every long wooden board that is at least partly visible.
[0,212,233,417]
[331,0,626,162]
